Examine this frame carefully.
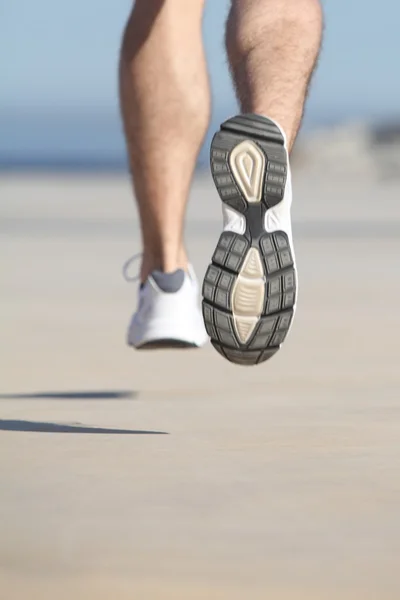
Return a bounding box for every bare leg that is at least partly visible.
[226,0,323,150]
[202,0,323,365]
[119,0,210,281]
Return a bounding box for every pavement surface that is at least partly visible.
[1,170,400,599]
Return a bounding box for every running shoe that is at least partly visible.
[202,114,297,366]
[127,267,208,349]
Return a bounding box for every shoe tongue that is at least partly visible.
[151,269,185,293]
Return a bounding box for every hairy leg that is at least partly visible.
[119,0,210,281]
[226,0,323,150]
[201,0,323,365]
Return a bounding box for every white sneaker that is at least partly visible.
[127,266,208,349]
[202,114,297,366]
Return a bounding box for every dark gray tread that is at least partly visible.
[138,340,198,350]
[203,114,296,366]
[211,116,287,213]
[202,231,295,365]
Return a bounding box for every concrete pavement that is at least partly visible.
[1,171,399,599]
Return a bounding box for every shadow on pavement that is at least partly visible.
[0,390,137,400]
[0,419,167,435]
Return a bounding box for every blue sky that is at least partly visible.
[2,0,400,160]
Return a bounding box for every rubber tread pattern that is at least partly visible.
[202,231,295,365]
[211,114,287,212]
[204,114,296,366]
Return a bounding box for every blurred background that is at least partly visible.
[1,2,400,600]
[2,0,400,173]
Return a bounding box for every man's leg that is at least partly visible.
[120,0,210,349]
[119,0,210,283]
[226,0,323,149]
[202,0,323,365]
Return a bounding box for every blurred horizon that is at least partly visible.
[2,0,400,171]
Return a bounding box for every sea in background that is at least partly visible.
[2,107,399,173]
[3,0,400,173]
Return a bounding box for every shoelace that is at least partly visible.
[123,255,195,285]
[122,253,142,283]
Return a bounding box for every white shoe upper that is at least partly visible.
[127,266,208,349]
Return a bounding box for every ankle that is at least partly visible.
[140,249,189,282]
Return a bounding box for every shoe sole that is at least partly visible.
[202,114,297,366]
[135,339,199,350]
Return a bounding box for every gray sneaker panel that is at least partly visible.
[151,269,185,293]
